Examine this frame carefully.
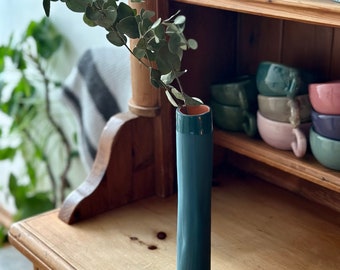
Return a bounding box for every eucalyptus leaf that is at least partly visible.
[151,18,161,30]
[104,0,119,9]
[106,30,127,46]
[133,45,146,59]
[188,38,198,50]
[168,33,182,55]
[83,13,98,27]
[117,2,136,21]
[171,87,185,101]
[150,68,161,88]
[156,45,181,75]
[165,90,179,107]
[65,0,92,12]
[153,23,165,41]
[85,5,118,28]
[139,17,153,36]
[43,0,51,17]
[174,15,186,25]
[141,9,155,20]
[118,16,139,38]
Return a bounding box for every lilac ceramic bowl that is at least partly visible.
[311,110,340,141]
[309,82,340,114]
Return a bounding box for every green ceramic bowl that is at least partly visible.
[210,75,258,110]
[310,127,340,171]
[210,99,257,137]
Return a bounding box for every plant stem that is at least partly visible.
[23,128,57,206]
[30,54,72,204]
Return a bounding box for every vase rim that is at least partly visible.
[179,104,210,116]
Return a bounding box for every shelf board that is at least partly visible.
[214,129,340,193]
[173,0,340,27]
[9,174,340,269]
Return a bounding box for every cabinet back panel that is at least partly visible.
[331,28,340,79]
[280,21,333,80]
[171,4,238,102]
[237,14,283,74]
[170,4,340,100]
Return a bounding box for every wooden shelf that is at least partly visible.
[9,172,340,269]
[214,129,340,193]
[173,0,340,27]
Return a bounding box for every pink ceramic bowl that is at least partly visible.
[257,111,311,158]
[309,82,340,114]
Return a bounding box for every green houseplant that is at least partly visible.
[0,17,79,224]
[43,1,212,269]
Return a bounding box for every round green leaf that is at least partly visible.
[65,0,92,13]
[106,31,127,46]
[174,15,186,25]
[118,16,139,38]
[188,39,198,50]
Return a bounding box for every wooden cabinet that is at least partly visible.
[8,171,340,269]
[8,0,340,269]
[167,0,340,211]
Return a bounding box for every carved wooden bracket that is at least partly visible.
[58,112,157,224]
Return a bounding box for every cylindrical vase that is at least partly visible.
[176,105,213,270]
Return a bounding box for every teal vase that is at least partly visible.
[176,105,213,270]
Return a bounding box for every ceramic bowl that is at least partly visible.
[309,82,340,114]
[211,100,257,137]
[311,110,340,141]
[258,94,311,123]
[257,111,311,157]
[310,127,340,170]
[210,75,258,110]
[256,61,306,97]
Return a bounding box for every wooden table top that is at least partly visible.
[8,170,340,269]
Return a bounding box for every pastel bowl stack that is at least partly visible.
[210,75,258,137]
[309,82,340,170]
[256,61,313,158]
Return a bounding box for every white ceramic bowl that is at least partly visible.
[257,111,311,157]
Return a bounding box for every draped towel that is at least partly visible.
[62,47,132,171]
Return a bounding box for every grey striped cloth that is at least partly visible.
[62,47,131,171]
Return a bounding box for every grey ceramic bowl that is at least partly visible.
[310,127,340,170]
[258,94,311,123]
[311,110,340,141]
